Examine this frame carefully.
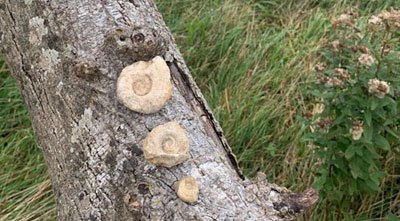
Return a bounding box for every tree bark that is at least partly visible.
[0,0,318,220]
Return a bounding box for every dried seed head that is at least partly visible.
[359,46,371,54]
[381,44,392,54]
[330,40,341,52]
[143,121,190,167]
[368,78,390,99]
[117,56,172,114]
[176,176,199,203]
[316,74,329,84]
[378,10,392,20]
[333,14,351,26]
[303,110,314,119]
[327,77,344,88]
[395,21,400,28]
[314,62,327,72]
[350,120,363,140]
[376,9,400,28]
[333,68,350,81]
[332,9,358,27]
[368,15,383,26]
[358,53,375,66]
[316,118,332,131]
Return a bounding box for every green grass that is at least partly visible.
[1,0,399,220]
[0,57,56,220]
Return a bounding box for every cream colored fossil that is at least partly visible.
[143,121,189,167]
[176,176,199,203]
[116,56,172,114]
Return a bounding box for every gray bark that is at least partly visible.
[0,0,318,220]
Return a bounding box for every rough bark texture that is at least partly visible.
[0,0,318,220]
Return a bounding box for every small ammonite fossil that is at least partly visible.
[176,176,199,203]
[116,56,172,114]
[142,121,189,167]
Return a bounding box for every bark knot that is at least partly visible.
[74,61,100,80]
[106,27,167,61]
[274,188,319,218]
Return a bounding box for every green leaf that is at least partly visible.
[384,97,398,115]
[349,161,361,179]
[342,106,352,116]
[376,170,386,178]
[345,145,356,159]
[343,212,354,221]
[363,124,373,142]
[310,90,335,99]
[314,175,326,191]
[388,213,400,221]
[355,146,363,156]
[364,110,372,126]
[267,143,276,157]
[364,144,382,159]
[371,98,379,111]
[375,135,390,151]
[370,174,380,186]
[384,118,395,126]
[333,157,346,171]
[382,96,395,107]
[362,152,378,167]
[364,179,381,191]
[348,179,357,195]
[385,126,399,139]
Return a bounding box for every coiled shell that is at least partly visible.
[117,56,172,114]
[143,121,189,167]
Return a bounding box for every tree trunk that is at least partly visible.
[0,0,318,220]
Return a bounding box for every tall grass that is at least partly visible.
[0,56,56,220]
[0,0,399,220]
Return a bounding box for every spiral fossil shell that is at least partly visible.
[143,121,190,167]
[116,56,172,114]
[176,176,199,203]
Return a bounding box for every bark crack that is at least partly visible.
[116,1,132,25]
[5,1,44,114]
[72,199,85,220]
[169,61,244,179]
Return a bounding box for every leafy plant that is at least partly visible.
[302,8,400,218]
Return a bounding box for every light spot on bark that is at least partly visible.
[29,17,47,45]
[199,161,229,180]
[41,49,60,72]
[245,184,258,202]
[56,81,64,96]
[96,173,110,186]
[24,0,32,5]
[71,108,93,144]
[42,48,59,64]
[269,190,279,203]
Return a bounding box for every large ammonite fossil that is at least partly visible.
[116,56,172,114]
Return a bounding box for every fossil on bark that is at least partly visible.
[0,0,318,220]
